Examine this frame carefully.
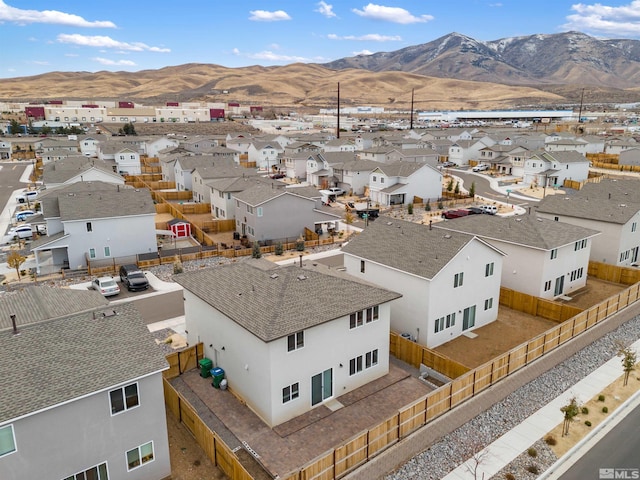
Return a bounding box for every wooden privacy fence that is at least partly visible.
[164,343,203,379]
[283,282,640,480]
[588,261,640,285]
[563,175,604,190]
[587,153,619,164]
[499,287,584,323]
[164,378,253,480]
[389,332,470,379]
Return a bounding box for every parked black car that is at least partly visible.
[118,264,150,291]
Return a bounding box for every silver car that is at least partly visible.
[91,276,120,297]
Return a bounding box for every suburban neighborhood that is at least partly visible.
[1,97,640,480]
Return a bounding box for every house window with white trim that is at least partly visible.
[86,222,93,232]
[109,383,139,415]
[104,246,111,257]
[485,262,494,277]
[89,248,96,259]
[62,462,108,480]
[454,272,464,288]
[544,280,552,291]
[287,331,304,352]
[550,249,557,259]
[484,298,493,310]
[126,441,154,471]
[282,383,299,403]
[0,424,16,458]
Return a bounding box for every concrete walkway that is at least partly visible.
[442,339,640,480]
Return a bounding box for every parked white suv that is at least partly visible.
[480,204,497,215]
[16,190,38,204]
[472,164,490,172]
[327,187,345,196]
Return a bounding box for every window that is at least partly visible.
[126,441,154,471]
[454,272,464,288]
[89,248,96,259]
[257,207,263,217]
[63,462,109,480]
[287,331,304,351]
[550,249,557,260]
[434,316,444,333]
[109,383,139,415]
[380,177,384,184]
[484,298,493,310]
[86,222,93,232]
[485,262,494,277]
[633,222,637,233]
[445,313,455,328]
[0,425,16,458]
[365,349,378,368]
[574,239,587,251]
[282,383,299,403]
[349,356,363,375]
[372,175,377,182]
[104,246,111,257]
[554,216,559,222]
[360,260,365,273]
[544,280,552,292]
[219,191,224,198]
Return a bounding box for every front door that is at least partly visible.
[311,368,333,406]
[554,275,564,296]
[462,305,476,331]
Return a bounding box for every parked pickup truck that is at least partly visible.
[347,202,379,219]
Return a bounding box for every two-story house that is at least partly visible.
[174,260,401,427]
[536,179,640,266]
[0,291,171,480]
[247,141,284,170]
[523,150,590,188]
[368,161,442,206]
[207,176,284,219]
[233,184,341,243]
[437,214,600,299]
[342,218,505,348]
[31,181,157,272]
[42,156,125,189]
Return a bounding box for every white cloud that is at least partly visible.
[92,57,136,66]
[328,33,401,41]
[57,34,170,53]
[248,10,291,22]
[563,1,640,36]
[64,53,79,57]
[232,48,309,62]
[352,3,433,24]
[29,60,50,66]
[7,67,16,72]
[489,3,503,6]
[353,49,374,55]
[0,0,115,27]
[316,1,336,18]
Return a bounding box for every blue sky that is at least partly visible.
[2,0,640,79]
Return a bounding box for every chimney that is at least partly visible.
[299,254,303,268]
[10,314,19,336]
[609,193,611,199]
[429,220,432,230]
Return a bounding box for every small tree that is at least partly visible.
[172,256,183,274]
[560,397,580,437]
[295,236,305,251]
[252,242,262,259]
[9,119,21,135]
[274,242,284,256]
[425,199,431,211]
[617,341,637,386]
[454,181,460,195]
[469,181,476,198]
[7,250,26,280]
[437,200,444,210]
[446,178,454,192]
[407,203,413,215]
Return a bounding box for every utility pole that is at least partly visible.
[577,88,585,131]
[410,88,414,131]
[336,82,340,139]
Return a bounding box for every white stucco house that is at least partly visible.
[0,290,171,480]
[342,219,505,349]
[30,181,157,272]
[536,179,640,266]
[42,157,125,189]
[523,150,590,187]
[369,162,442,206]
[438,214,600,299]
[175,260,401,427]
[247,141,284,170]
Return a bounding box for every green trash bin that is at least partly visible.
[199,358,213,378]
[211,367,225,388]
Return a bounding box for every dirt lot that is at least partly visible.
[435,278,628,369]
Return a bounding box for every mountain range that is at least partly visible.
[0,31,638,110]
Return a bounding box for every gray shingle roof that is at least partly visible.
[0,301,168,423]
[436,214,600,250]
[342,218,485,279]
[43,157,119,184]
[234,183,321,206]
[374,161,428,177]
[0,286,108,330]
[536,179,640,224]
[174,260,401,342]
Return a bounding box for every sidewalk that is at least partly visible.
[442,339,640,480]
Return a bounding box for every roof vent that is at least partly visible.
[620,204,627,207]
[269,273,279,279]
[102,310,117,318]
[443,234,451,239]
[297,274,307,281]
[515,218,522,222]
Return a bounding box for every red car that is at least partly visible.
[442,209,470,219]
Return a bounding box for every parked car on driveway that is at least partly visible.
[472,164,490,172]
[327,187,345,196]
[91,276,120,297]
[15,210,35,222]
[119,264,150,291]
[480,204,498,215]
[16,190,38,203]
[439,161,456,168]
[8,224,33,239]
[442,209,470,219]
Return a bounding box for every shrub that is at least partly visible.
[295,237,305,251]
[438,201,444,210]
[581,407,589,415]
[526,464,539,474]
[425,200,431,211]
[585,420,592,427]
[407,203,413,215]
[173,256,183,274]
[598,394,605,402]
[251,242,262,259]
[505,474,516,480]
[544,435,557,446]
[275,242,284,256]
[602,406,609,413]
[527,447,538,458]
